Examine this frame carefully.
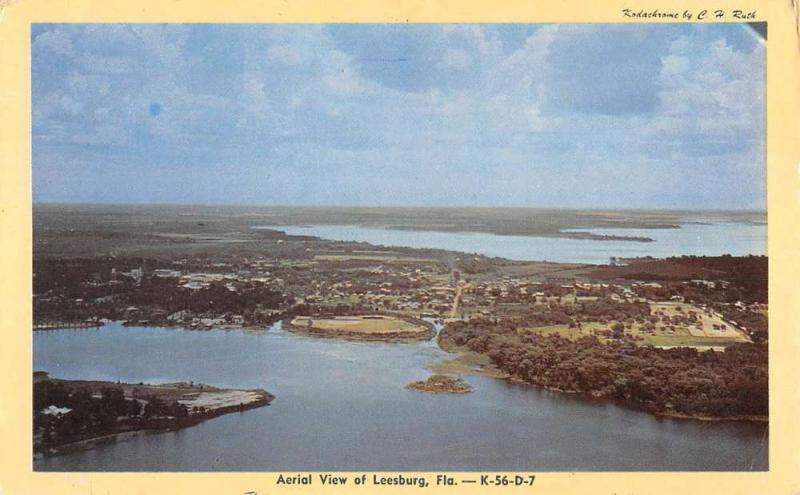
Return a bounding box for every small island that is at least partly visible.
[33,372,274,457]
[406,374,473,394]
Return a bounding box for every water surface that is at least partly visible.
[261,221,765,264]
[34,323,767,471]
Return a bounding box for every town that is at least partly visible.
[34,228,767,350]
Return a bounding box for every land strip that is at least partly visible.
[33,373,273,457]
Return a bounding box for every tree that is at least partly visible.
[143,396,165,418]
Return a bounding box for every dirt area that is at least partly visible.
[177,390,268,410]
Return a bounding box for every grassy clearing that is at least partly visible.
[521,321,744,350]
[639,335,741,348]
[521,322,606,340]
[650,302,749,342]
[427,351,509,379]
[291,315,421,334]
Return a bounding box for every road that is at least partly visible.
[450,283,465,319]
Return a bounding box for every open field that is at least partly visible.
[427,351,510,379]
[651,302,748,340]
[520,302,749,350]
[638,335,735,349]
[291,315,419,333]
[521,322,608,340]
[288,315,433,341]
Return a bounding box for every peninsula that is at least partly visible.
[33,372,274,457]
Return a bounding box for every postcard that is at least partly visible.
[1,1,798,494]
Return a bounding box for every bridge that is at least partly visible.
[33,321,103,331]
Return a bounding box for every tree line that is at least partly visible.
[440,318,767,419]
[34,380,189,449]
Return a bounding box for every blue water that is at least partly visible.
[258,221,765,264]
[34,323,768,471]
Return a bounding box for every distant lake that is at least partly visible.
[260,221,766,264]
[34,323,767,471]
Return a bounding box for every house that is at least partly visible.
[42,405,72,416]
[182,281,208,290]
[640,282,663,289]
[153,269,181,278]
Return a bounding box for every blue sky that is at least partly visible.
[32,24,765,209]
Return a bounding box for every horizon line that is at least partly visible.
[31,201,767,213]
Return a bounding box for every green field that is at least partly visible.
[522,322,742,349]
[521,322,607,340]
[638,335,741,348]
[291,315,422,334]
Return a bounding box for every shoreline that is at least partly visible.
[436,340,767,424]
[653,411,768,423]
[33,320,282,333]
[379,225,661,242]
[509,376,768,423]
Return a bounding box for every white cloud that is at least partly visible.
[660,55,689,77]
[649,33,764,152]
[266,43,308,66]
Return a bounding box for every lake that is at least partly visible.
[33,323,768,471]
[261,221,766,265]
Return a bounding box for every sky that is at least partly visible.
[31,23,765,209]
